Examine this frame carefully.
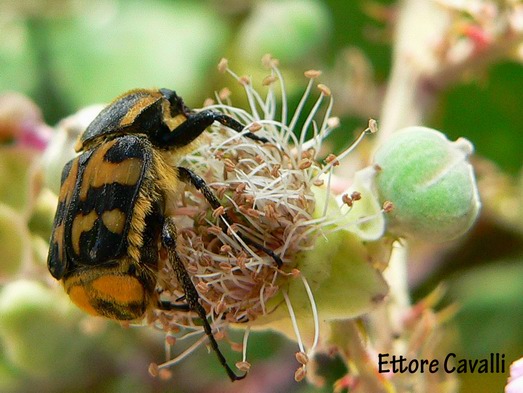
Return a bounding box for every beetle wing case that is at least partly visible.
[48,135,154,278]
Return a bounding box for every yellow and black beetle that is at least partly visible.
[47,88,281,381]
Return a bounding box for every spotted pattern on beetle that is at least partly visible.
[47,134,167,322]
[48,136,156,275]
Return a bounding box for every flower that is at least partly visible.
[0,92,52,151]
[506,357,523,393]
[150,56,390,380]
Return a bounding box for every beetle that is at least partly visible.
[47,88,282,381]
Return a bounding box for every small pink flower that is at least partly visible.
[506,357,523,393]
[0,92,52,151]
[18,122,53,151]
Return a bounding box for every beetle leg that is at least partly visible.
[205,111,269,143]
[162,110,269,147]
[177,166,283,268]
[161,217,247,382]
[157,300,190,312]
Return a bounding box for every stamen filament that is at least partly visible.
[158,334,208,369]
[242,327,251,362]
[301,275,320,355]
[298,92,324,150]
[315,127,371,179]
[283,289,306,354]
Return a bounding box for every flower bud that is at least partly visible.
[0,204,30,277]
[42,105,103,194]
[373,126,480,242]
[0,280,89,380]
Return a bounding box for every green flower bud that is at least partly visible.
[0,204,31,277]
[0,147,39,215]
[28,188,58,242]
[0,280,88,381]
[0,346,24,393]
[373,126,480,242]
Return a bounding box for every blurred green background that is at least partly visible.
[1,0,522,392]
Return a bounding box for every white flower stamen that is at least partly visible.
[283,289,306,354]
[301,274,320,355]
[289,77,316,134]
[242,327,251,363]
[157,333,208,370]
[314,126,372,180]
[152,56,380,379]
